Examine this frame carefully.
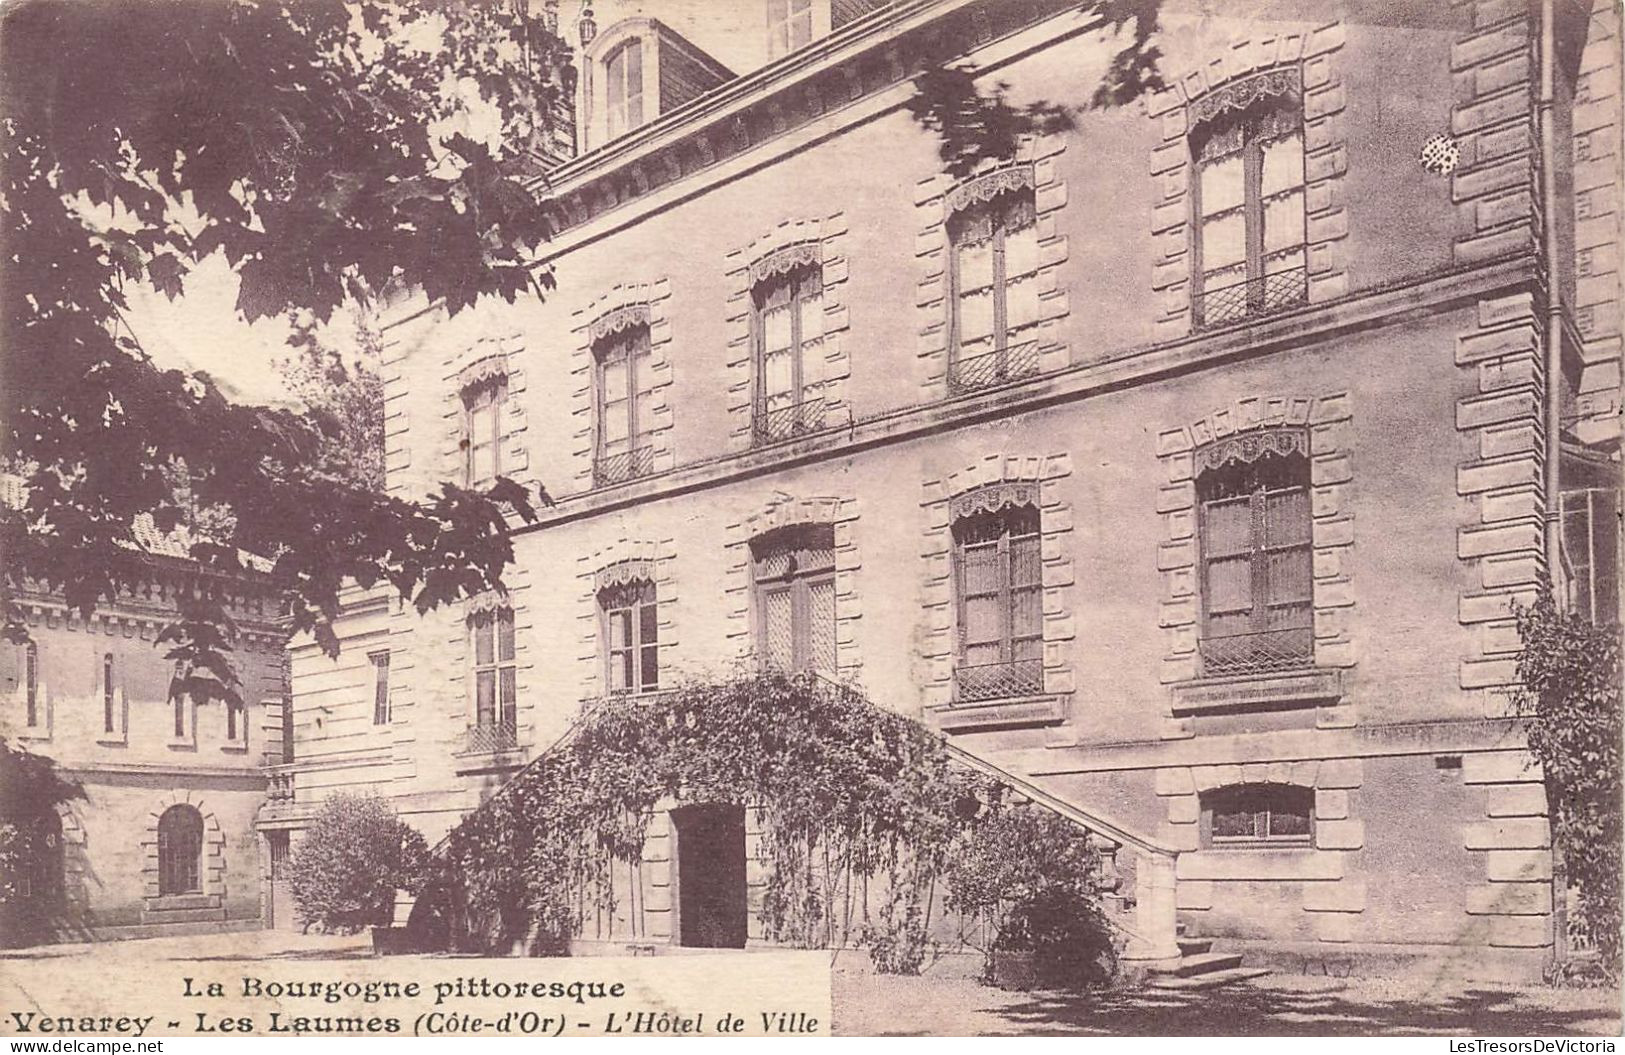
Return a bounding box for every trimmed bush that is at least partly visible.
[288,792,429,933]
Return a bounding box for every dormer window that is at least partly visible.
[605,39,645,139]
[580,19,733,152]
[767,0,814,59]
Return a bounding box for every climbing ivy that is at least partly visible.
[1512,586,1622,979]
[436,672,1100,972]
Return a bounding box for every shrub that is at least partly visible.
[288,792,429,933]
[1513,586,1622,978]
[945,798,1113,988]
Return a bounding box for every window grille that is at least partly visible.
[949,180,1041,392]
[752,524,837,674]
[1190,74,1308,328]
[951,491,1044,702]
[1195,429,1314,676]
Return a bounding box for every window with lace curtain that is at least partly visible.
[752,261,826,444]
[752,524,836,674]
[601,578,659,694]
[594,323,656,486]
[948,181,1040,393]
[1195,429,1314,676]
[951,489,1043,702]
[1190,73,1307,328]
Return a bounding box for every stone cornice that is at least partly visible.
[1014,716,1530,777]
[532,0,1087,240]
[510,254,1540,537]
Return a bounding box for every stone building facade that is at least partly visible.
[272,0,1621,980]
[1,521,286,942]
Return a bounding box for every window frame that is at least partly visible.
[751,263,826,442]
[604,38,645,140]
[101,653,115,734]
[157,804,204,896]
[751,525,837,675]
[600,579,660,695]
[463,379,506,490]
[370,650,391,725]
[949,494,1045,702]
[1194,433,1314,676]
[947,186,1040,387]
[1189,86,1307,324]
[766,0,814,58]
[1200,783,1315,849]
[592,323,655,484]
[470,609,518,733]
[24,642,38,728]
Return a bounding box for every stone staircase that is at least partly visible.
[1146,932,1273,991]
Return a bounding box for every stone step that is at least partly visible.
[1149,966,1272,991]
[1177,937,1213,956]
[1151,952,1245,977]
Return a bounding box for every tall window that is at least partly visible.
[371,651,391,725]
[601,579,659,694]
[172,661,188,738]
[157,804,203,895]
[767,0,813,58]
[1190,77,1306,327]
[951,490,1043,702]
[102,653,115,734]
[1562,487,1621,624]
[464,380,505,489]
[1201,784,1313,848]
[753,263,825,443]
[594,324,656,486]
[949,185,1040,392]
[1195,429,1313,676]
[226,700,243,743]
[471,609,517,737]
[24,642,38,728]
[605,39,645,139]
[752,525,836,674]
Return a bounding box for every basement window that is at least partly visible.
[1201,783,1313,848]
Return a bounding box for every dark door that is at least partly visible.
[673,805,747,949]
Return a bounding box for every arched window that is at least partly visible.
[951,484,1044,702]
[752,524,836,674]
[605,38,645,139]
[1189,69,1307,327]
[157,804,204,895]
[947,170,1040,392]
[593,316,656,486]
[752,253,826,444]
[1200,783,1313,848]
[1195,427,1313,675]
